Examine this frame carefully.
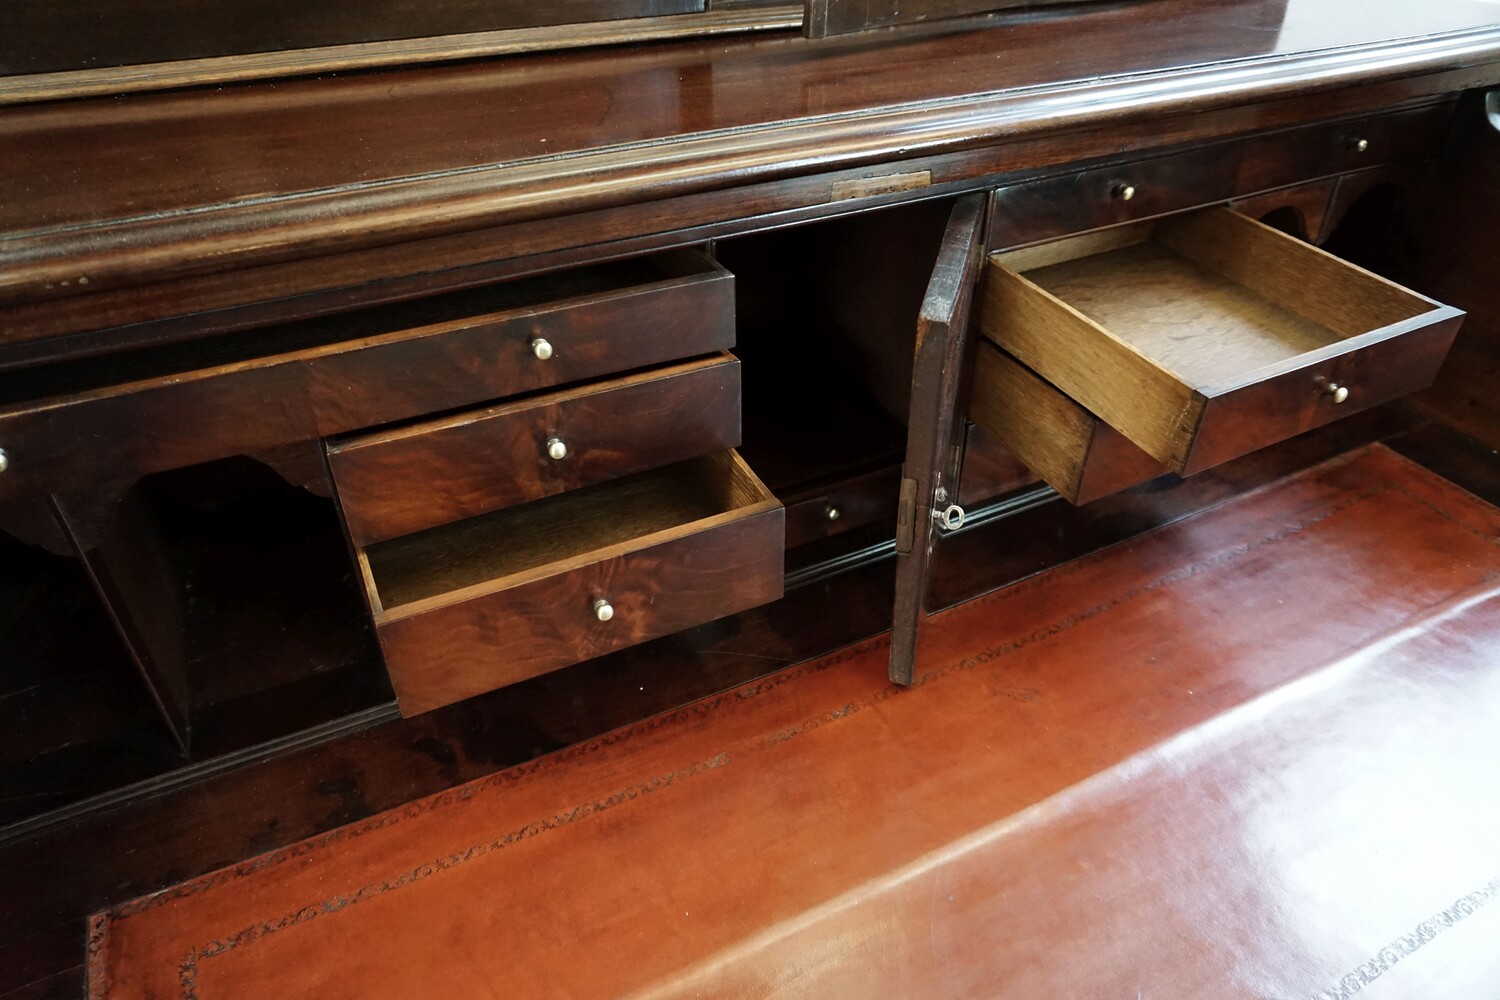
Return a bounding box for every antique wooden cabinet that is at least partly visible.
[3,7,1500,977]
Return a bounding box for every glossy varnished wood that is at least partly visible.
[329,354,742,546]
[363,451,784,714]
[803,0,1089,38]
[0,406,1445,999]
[4,1,1500,312]
[987,101,1452,250]
[0,250,733,506]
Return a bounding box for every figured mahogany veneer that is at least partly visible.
[0,248,733,504]
[987,101,1452,250]
[329,354,743,546]
[981,207,1464,476]
[969,343,1164,505]
[359,451,784,715]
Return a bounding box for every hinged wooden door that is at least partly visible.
[889,194,988,684]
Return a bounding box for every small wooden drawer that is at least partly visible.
[989,102,1454,251]
[358,451,783,715]
[979,207,1464,476]
[782,465,902,549]
[329,354,742,546]
[970,342,1165,505]
[0,248,733,503]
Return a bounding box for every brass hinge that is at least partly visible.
[895,477,918,554]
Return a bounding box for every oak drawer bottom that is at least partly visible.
[359,451,783,715]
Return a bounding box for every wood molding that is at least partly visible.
[3,25,1499,307]
[0,7,803,108]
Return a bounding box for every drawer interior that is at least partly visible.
[364,450,776,614]
[983,207,1460,472]
[1001,210,1435,385]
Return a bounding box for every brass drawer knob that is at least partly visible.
[593,598,614,623]
[546,437,568,461]
[0,448,8,474]
[825,504,841,521]
[1346,137,1370,154]
[531,337,554,361]
[1111,182,1137,202]
[1325,383,1350,404]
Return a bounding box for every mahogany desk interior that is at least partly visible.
[3,1,1500,995]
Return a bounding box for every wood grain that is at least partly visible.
[363,450,784,714]
[982,207,1462,473]
[329,355,742,546]
[956,425,1037,506]
[889,195,986,685]
[1230,178,1340,244]
[3,1,1498,307]
[980,247,1200,469]
[1155,207,1434,336]
[969,343,1163,505]
[0,249,733,504]
[0,6,802,106]
[988,101,1452,251]
[803,0,1091,38]
[1025,242,1345,385]
[0,87,1485,355]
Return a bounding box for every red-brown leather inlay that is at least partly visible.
[91,445,1500,999]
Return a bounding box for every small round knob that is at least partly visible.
[824,505,841,522]
[1112,183,1137,202]
[1325,383,1350,404]
[531,337,554,361]
[593,599,614,623]
[546,437,568,461]
[1347,137,1369,154]
[0,448,8,474]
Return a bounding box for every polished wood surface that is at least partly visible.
[7,0,704,75]
[803,0,1089,38]
[82,446,1500,999]
[329,355,742,546]
[0,249,733,505]
[3,0,1499,313]
[0,7,804,108]
[982,208,1462,473]
[987,101,1452,249]
[0,410,1469,1000]
[366,451,784,714]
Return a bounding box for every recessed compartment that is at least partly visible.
[329,354,743,546]
[359,451,784,715]
[980,207,1464,476]
[970,342,1165,505]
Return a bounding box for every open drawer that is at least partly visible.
[357,450,783,715]
[970,342,1165,505]
[978,207,1465,476]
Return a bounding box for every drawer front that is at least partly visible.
[330,355,742,546]
[376,501,784,716]
[989,102,1453,250]
[0,249,734,502]
[782,465,902,549]
[981,208,1464,476]
[969,342,1164,505]
[1187,316,1462,476]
